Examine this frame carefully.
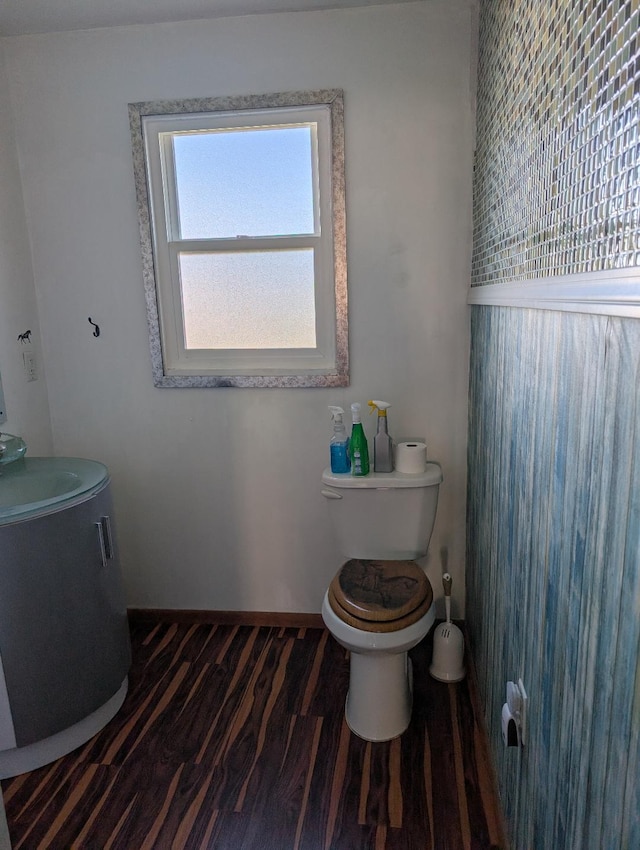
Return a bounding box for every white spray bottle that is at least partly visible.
[368,400,393,472]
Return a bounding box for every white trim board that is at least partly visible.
[467,268,640,318]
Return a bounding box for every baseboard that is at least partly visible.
[127,608,324,629]
[127,611,462,630]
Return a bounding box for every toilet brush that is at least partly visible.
[429,572,466,682]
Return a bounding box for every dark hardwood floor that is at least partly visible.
[2,618,505,849]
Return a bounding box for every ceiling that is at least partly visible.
[0,0,420,37]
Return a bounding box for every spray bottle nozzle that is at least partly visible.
[368,400,391,416]
[328,405,344,423]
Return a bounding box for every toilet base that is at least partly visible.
[345,652,414,742]
[322,592,435,742]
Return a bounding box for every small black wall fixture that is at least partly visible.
[88,318,100,338]
[17,330,32,343]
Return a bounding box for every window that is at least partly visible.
[129,90,348,388]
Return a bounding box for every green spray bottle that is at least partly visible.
[349,403,370,476]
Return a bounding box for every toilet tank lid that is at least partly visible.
[322,462,442,489]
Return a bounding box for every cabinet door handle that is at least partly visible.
[100,515,114,560]
[95,521,108,568]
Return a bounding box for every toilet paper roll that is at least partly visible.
[395,441,427,474]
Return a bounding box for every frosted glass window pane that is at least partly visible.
[173,127,315,239]
[179,250,316,349]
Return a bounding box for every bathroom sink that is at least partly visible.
[0,457,109,524]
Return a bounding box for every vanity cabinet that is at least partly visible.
[0,480,131,747]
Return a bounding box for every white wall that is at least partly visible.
[2,1,474,614]
[0,45,52,452]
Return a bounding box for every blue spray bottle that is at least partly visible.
[328,406,351,473]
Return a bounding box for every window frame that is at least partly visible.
[128,90,349,388]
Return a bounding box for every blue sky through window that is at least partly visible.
[171,123,318,349]
[172,125,315,239]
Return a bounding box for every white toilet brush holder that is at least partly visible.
[430,573,466,682]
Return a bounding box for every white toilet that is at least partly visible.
[321,463,442,741]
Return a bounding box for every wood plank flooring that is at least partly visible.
[2,619,506,849]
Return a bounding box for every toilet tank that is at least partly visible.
[321,463,442,560]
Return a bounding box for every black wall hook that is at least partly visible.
[88,317,100,338]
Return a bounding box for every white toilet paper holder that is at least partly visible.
[501,679,527,747]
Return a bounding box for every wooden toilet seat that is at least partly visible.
[328,559,433,633]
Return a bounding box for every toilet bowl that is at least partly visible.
[322,558,435,741]
[321,464,442,742]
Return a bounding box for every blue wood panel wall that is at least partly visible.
[467,306,640,849]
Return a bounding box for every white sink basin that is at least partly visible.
[0,457,109,524]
